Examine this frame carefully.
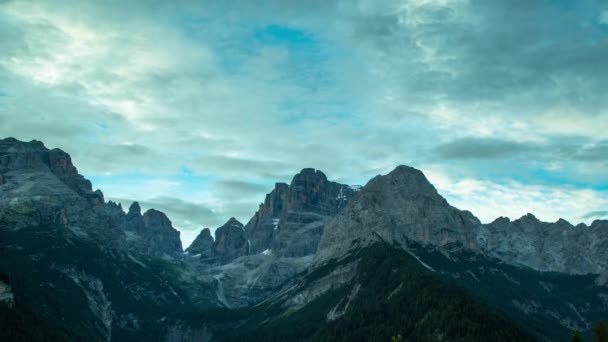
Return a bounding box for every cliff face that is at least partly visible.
[185,227,214,258]
[244,168,358,258]
[478,215,608,274]
[315,165,481,265]
[0,138,191,341]
[315,165,608,276]
[0,138,122,244]
[124,204,183,258]
[244,182,289,255]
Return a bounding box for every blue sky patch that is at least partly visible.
[255,25,315,46]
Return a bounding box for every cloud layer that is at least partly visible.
[1,0,607,247]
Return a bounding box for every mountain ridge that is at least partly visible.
[1,137,607,341]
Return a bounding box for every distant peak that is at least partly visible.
[491,216,511,224]
[274,182,289,189]
[521,213,539,221]
[128,202,141,216]
[293,168,328,181]
[299,167,317,174]
[391,165,423,175]
[225,217,243,226]
[366,165,437,196]
[0,137,47,152]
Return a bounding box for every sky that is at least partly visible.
[1,0,607,248]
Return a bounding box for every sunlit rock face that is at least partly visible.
[244,168,357,259]
[0,138,123,244]
[315,165,481,265]
[478,215,608,274]
[185,227,214,258]
[314,165,608,276]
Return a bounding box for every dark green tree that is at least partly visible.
[593,321,608,342]
[571,329,583,342]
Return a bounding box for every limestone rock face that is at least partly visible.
[123,203,183,258]
[212,217,248,264]
[0,138,102,205]
[478,215,608,274]
[315,165,608,275]
[0,138,124,245]
[245,168,357,258]
[315,165,480,264]
[270,168,357,258]
[244,183,289,255]
[186,228,214,258]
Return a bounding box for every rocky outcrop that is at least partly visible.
[245,168,357,258]
[123,203,183,258]
[193,169,359,308]
[0,138,102,206]
[478,215,608,274]
[270,168,358,257]
[185,228,214,259]
[212,218,248,264]
[315,165,608,276]
[0,138,125,245]
[244,183,289,254]
[315,165,480,264]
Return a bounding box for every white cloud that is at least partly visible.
[0,0,606,241]
[424,165,608,225]
[600,11,608,24]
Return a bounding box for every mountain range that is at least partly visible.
[1,137,607,341]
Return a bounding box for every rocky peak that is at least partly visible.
[143,209,172,229]
[0,137,101,205]
[244,168,357,258]
[225,217,242,227]
[287,168,339,215]
[315,165,479,264]
[517,213,539,222]
[364,165,440,199]
[186,228,215,259]
[122,208,183,257]
[244,183,289,254]
[211,218,248,264]
[128,202,142,217]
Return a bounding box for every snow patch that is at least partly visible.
[349,185,362,191]
[272,218,280,230]
[403,248,435,272]
[261,249,271,255]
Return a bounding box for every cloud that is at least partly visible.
[600,11,608,24]
[1,0,607,240]
[434,137,534,160]
[423,166,608,225]
[582,210,608,220]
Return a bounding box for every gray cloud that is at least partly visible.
[215,179,268,195]
[571,141,608,162]
[434,138,534,160]
[1,0,607,233]
[582,211,608,220]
